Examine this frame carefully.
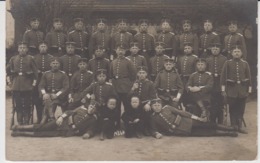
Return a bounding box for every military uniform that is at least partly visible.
[154,69,184,108]
[126,53,148,69]
[89,19,111,58]
[206,53,227,124]
[7,47,38,125]
[68,18,89,58]
[38,68,70,123]
[224,33,247,59]
[59,53,81,78]
[45,18,67,56]
[33,52,53,123]
[199,32,220,58]
[11,101,99,138]
[220,58,252,131]
[67,69,94,110]
[149,54,169,81]
[88,57,110,78]
[23,30,44,55]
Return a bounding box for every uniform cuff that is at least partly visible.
[176,93,182,99]
[68,94,72,98]
[56,91,62,96]
[221,85,225,92]
[41,89,46,95]
[61,113,67,118]
[249,86,252,93]
[86,94,91,99]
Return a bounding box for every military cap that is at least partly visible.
[116,18,127,24]
[150,98,162,105]
[161,18,171,24]
[77,58,88,64]
[96,69,107,76]
[182,19,191,25]
[50,57,61,63]
[164,58,175,63]
[138,19,149,25]
[203,19,213,24]
[95,45,105,51]
[155,42,166,48]
[183,42,193,47]
[38,41,48,46]
[53,18,62,23]
[210,42,222,48]
[30,17,40,22]
[17,41,28,46]
[137,66,148,72]
[73,18,84,23]
[228,20,238,26]
[65,42,76,46]
[231,44,242,51]
[96,18,107,24]
[116,45,127,50]
[196,58,207,64]
[130,42,139,48]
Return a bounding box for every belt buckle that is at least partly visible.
[58,47,62,51]
[81,48,84,51]
[143,49,147,52]
[52,89,55,93]
[204,49,207,52]
[214,74,218,77]
[237,81,241,84]
[69,73,72,76]
[18,72,23,76]
[166,89,170,92]
[115,76,119,79]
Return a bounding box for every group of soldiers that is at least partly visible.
[7,17,252,139]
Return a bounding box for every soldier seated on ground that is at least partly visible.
[11,100,99,138]
[149,98,238,139]
[186,59,213,121]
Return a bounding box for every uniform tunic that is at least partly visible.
[199,32,220,58]
[59,54,81,77]
[177,54,198,81]
[23,29,44,50]
[88,31,111,55]
[186,71,213,102]
[70,70,94,102]
[224,33,247,59]
[149,54,169,79]
[45,30,67,53]
[87,57,110,77]
[111,32,133,51]
[68,30,89,57]
[33,53,53,75]
[178,32,199,55]
[126,54,147,69]
[8,54,38,91]
[110,57,136,93]
[156,31,177,57]
[134,32,155,59]
[220,59,252,98]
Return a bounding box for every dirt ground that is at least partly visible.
[5,97,257,161]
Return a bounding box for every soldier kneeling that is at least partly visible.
[149,98,238,139]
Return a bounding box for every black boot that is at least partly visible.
[216,124,236,131]
[11,131,35,137]
[215,130,238,137]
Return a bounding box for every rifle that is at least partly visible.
[10,93,16,130]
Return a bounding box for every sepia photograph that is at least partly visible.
[5,0,257,161]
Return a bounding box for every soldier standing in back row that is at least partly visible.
[45,18,67,57]
[134,19,155,62]
[111,19,134,58]
[199,19,220,58]
[220,45,252,134]
[126,42,148,70]
[33,42,53,123]
[59,42,81,79]
[22,17,44,56]
[223,20,247,60]
[178,19,199,56]
[68,18,89,59]
[89,18,111,59]
[7,42,38,125]
[156,19,177,59]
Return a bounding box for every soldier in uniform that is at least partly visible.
[45,18,67,57]
[110,46,136,128]
[126,42,148,69]
[88,18,111,59]
[177,20,199,56]
[154,58,183,108]
[7,42,38,125]
[134,19,155,62]
[22,17,44,55]
[129,66,157,135]
[68,18,89,59]
[33,41,53,123]
[67,58,94,110]
[223,20,247,60]
[149,42,169,81]
[199,19,220,58]
[156,19,177,59]
[88,45,110,77]
[111,18,134,58]
[206,43,227,124]
[186,59,213,120]
[176,42,198,107]
[38,57,70,124]
[11,99,99,139]
[220,45,252,134]
[59,42,81,79]
[149,98,238,139]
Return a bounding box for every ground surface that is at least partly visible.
[5,97,257,161]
